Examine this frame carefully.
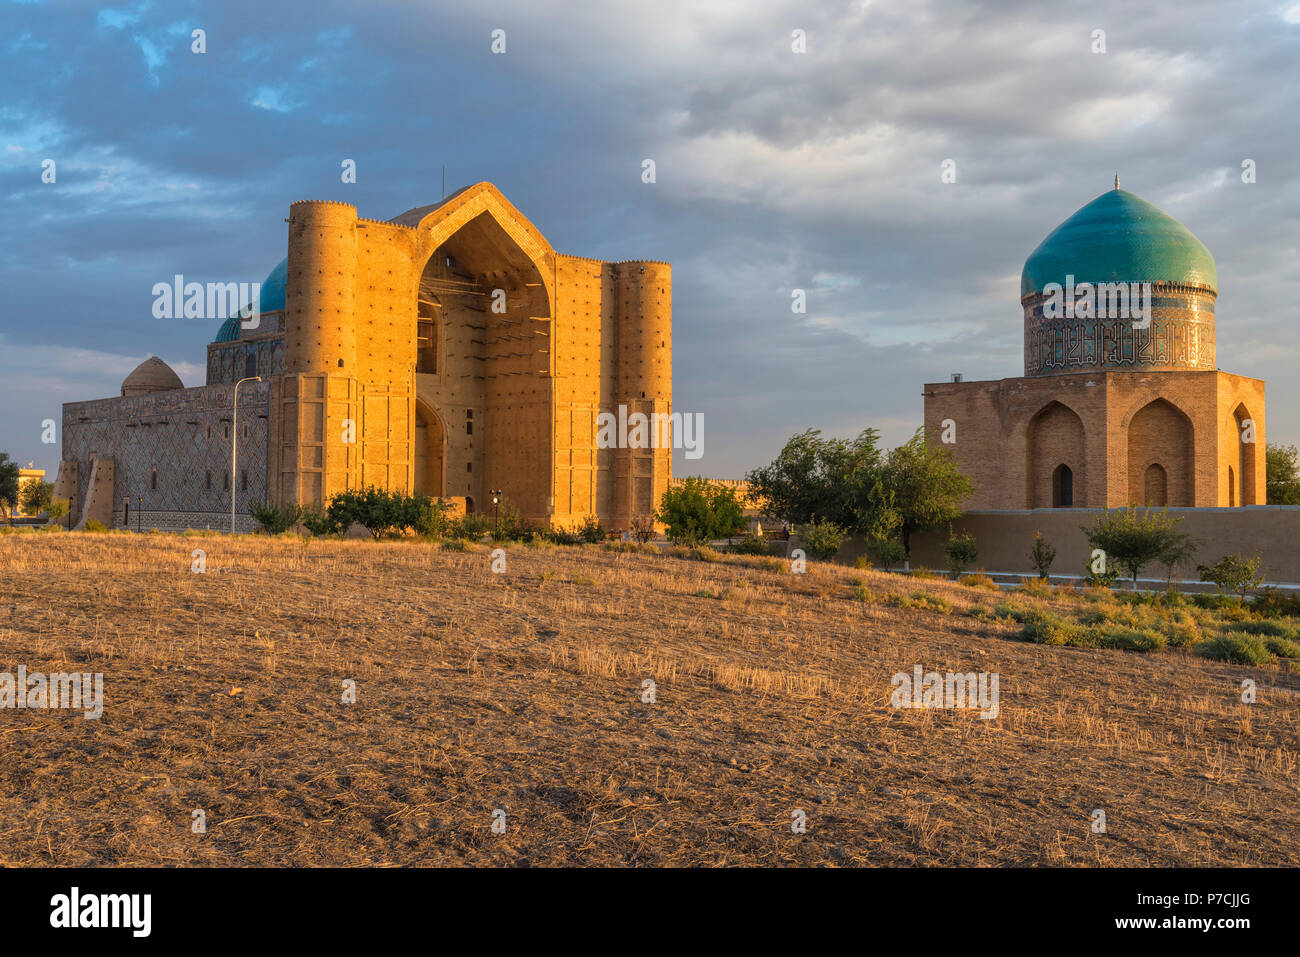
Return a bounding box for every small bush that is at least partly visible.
[728,531,775,556]
[1265,636,1300,658]
[895,591,951,614]
[942,531,978,579]
[1196,633,1272,666]
[1227,620,1299,640]
[1029,531,1056,580]
[960,571,999,591]
[1198,554,1265,602]
[1016,577,1055,599]
[852,584,876,603]
[656,478,745,545]
[1095,626,1167,653]
[83,519,108,533]
[1018,610,1074,646]
[250,502,303,535]
[1252,587,1300,618]
[300,508,338,537]
[910,566,940,580]
[801,522,845,561]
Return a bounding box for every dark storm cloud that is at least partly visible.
[1,0,1297,479]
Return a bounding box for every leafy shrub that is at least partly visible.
[1016,577,1054,599]
[1227,620,1299,640]
[84,519,108,533]
[852,584,876,603]
[1095,626,1167,652]
[862,536,907,572]
[910,566,940,580]
[1081,507,1190,589]
[250,502,303,535]
[440,538,470,552]
[960,571,999,590]
[1029,531,1056,580]
[656,477,745,546]
[942,531,978,579]
[1264,636,1300,658]
[1252,587,1300,618]
[1198,554,1265,602]
[800,522,845,561]
[47,498,70,522]
[577,515,607,544]
[894,591,951,614]
[728,532,774,556]
[412,499,452,538]
[1196,634,1272,666]
[1018,610,1074,646]
[300,508,337,537]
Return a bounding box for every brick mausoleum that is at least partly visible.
[55,183,672,531]
[924,182,1265,510]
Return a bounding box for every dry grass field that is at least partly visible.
[0,530,1296,867]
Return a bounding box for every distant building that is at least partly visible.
[924,183,1264,509]
[55,183,672,531]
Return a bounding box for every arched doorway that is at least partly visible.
[1127,399,1193,505]
[1027,401,1086,508]
[1231,404,1256,505]
[414,402,445,497]
[1052,464,1073,507]
[1144,463,1167,506]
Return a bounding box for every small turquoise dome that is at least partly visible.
[1021,189,1217,298]
[214,257,287,342]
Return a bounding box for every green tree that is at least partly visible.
[1266,443,1300,504]
[879,430,973,557]
[0,453,19,523]
[19,479,53,516]
[1029,531,1056,581]
[942,531,978,579]
[745,428,883,531]
[800,522,845,561]
[656,477,745,545]
[1081,507,1188,590]
[249,501,303,534]
[1198,554,1265,602]
[18,478,52,514]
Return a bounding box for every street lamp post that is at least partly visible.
[231,376,261,534]
[490,488,502,538]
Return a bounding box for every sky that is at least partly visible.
[2,0,1298,479]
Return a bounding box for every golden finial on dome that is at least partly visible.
[1114,172,1120,189]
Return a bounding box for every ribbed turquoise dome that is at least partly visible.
[1021,189,1217,298]
[214,257,287,342]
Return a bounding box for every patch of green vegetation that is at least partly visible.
[1196,633,1272,666]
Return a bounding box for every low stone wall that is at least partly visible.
[122,510,260,534]
[873,507,1300,585]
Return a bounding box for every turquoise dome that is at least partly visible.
[1021,189,1217,298]
[214,257,287,342]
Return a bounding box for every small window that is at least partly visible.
[338,358,344,368]
[205,471,212,490]
[150,468,158,491]
[245,354,257,379]
[206,425,211,441]
[467,462,472,472]
[240,470,248,491]
[466,420,472,435]
[223,472,229,491]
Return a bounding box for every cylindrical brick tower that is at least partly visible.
[285,200,358,375]
[613,260,672,527]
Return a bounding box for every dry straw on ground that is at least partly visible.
[0,532,1296,866]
